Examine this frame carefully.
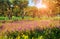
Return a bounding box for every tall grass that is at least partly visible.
[0,27,60,39]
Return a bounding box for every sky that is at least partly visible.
[28,0,35,6]
[28,0,42,6]
[28,0,46,8]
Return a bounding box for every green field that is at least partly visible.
[0,16,60,21]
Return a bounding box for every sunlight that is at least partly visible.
[34,0,47,9]
[28,0,47,9]
[35,3,47,8]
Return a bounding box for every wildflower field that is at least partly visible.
[0,16,60,39]
[0,0,60,39]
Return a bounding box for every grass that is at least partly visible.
[0,27,60,39]
[0,16,60,21]
[0,16,59,39]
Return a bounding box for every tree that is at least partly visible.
[12,0,28,19]
[23,6,38,18]
[19,0,28,19]
[13,5,20,17]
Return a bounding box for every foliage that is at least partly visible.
[0,0,28,19]
[0,0,60,19]
[0,27,60,39]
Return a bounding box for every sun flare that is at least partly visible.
[34,0,47,9]
[35,3,47,8]
[28,0,47,9]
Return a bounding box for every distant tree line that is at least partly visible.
[0,0,28,19]
[0,0,60,19]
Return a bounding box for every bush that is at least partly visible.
[1,27,60,39]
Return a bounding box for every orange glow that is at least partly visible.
[35,3,47,8]
[34,0,47,9]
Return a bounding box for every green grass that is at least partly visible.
[0,16,59,21]
[0,27,60,39]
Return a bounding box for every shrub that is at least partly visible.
[1,27,60,39]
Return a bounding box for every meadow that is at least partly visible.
[0,0,60,39]
[0,16,60,39]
